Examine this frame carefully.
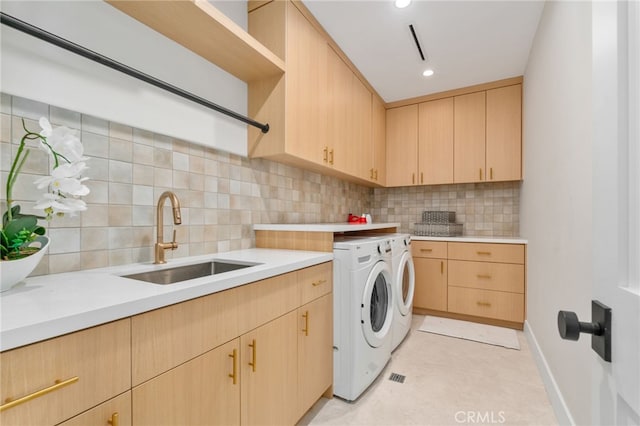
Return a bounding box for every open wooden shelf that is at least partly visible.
[106,0,285,82]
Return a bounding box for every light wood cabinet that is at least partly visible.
[60,392,131,426]
[386,105,418,186]
[453,84,522,183]
[486,84,522,182]
[241,311,299,426]
[454,91,487,183]
[132,340,240,426]
[413,241,526,329]
[351,73,373,180]
[371,96,387,184]
[418,98,454,185]
[298,293,333,418]
[326,45,351,172]
[412,241,448,311]
[0,319,131,426]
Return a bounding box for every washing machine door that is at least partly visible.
[361,261,393,348]
[396,251,415,316]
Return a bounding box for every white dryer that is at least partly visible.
[389,233,415,351]
[333,236,394,401]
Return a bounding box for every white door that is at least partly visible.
[592,1,640,423]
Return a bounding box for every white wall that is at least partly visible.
[521,2,593,425]
[0,1,249,156]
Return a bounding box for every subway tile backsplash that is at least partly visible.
[1,94,520,276]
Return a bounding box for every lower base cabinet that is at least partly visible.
[413,258,447,311]
[132,339,240,426]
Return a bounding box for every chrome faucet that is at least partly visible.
[154,191,182,264]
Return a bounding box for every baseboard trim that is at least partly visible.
[523,320,575,426]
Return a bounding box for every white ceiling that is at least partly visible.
[302,0,545,103]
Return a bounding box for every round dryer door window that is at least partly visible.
[396,252,415,316]
[361,261,393,347]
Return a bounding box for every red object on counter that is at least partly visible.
[348,214,367,224]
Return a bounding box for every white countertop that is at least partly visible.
[412,235,528,244]
[254,222,400,232]
[0,249,333,352]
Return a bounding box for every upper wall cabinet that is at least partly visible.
[454,84,522,183]
[386,79,522,187]
[248,0,382,186]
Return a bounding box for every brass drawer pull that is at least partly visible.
[420,248,433,252]
[479,168,483,180]
[312,279,327,287]
[323,146,328,163]
[476,274,492,279]
[476,251,491,255]
[329,149,334,165]
[440,261,444,274]
[374,169,378,180]
[476,301,492,307]
[490,167,494,180]
[108,412,119,426]
[248,339,257,372]
[1,376,79,412]
[302,311,309,336]
[420,172,424,184]
[228,349,238,384]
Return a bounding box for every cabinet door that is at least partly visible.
[59,392,131,426]
[418,98,454,185]
[285,2,327,164]
[241,311,298,426]
[133,339,240,426]
[298,294,333,418]
[454,91,486,183]
[326,45,351,171]
[0,319,131,426]
[351,74,373,179]
[372,96,387,184]
[486,84,522,181]
[413,258,447,311]
[386,104,418,187]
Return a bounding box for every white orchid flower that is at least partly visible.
[34,162,90,197]
[49,129,87,163]
[39,117,53,138]
[34,193,87,217]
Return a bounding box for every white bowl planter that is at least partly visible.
[0,236,49,292]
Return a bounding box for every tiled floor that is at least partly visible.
[299,315,557,426]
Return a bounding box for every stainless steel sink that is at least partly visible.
[123,260,261,285]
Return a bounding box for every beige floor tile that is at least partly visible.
[299,315,557,426]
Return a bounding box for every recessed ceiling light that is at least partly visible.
[423,69,435,77]
[395,0,411,9]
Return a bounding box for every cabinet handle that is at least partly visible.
[0,376,79,412]
[302,311,309,336]
[412,173,415,184]
[421,172,424,184]
[370,168,374,179]
[440,261,444,274]
[479,168,483,180]
[312,279,326,287]
[490,167,493,180]
[323,146,329,163]
[329,149,334,165]
[374,169,378,180]
[248,339,257,372]
[108,412,119,426]
[476,274,492,279]
[477,301,492,307]
[476,251,491,256]
[228,349,238,384]
[420,248,433,252]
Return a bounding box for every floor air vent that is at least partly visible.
[389,373,406,383]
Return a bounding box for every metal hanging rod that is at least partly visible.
[0,12,270,134]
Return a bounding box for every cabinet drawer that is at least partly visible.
[0,319,131,426]
[237,271,299,335]
[299,262,333,305]
[448,286,524,322]
[60,391,131,426]
[412,241,447,258]
[132,287,239,385]
[448,242,524,264]
[448,260,524,293]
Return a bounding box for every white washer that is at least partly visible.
[333,236,394,401]
[389,233,415,351]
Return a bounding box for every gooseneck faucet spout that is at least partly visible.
[154,191,182,264]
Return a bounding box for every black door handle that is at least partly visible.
[557,300,612,362]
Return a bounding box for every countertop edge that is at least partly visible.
[0,250,333,352]
[253,222,401,232]
[411,236,528,244]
